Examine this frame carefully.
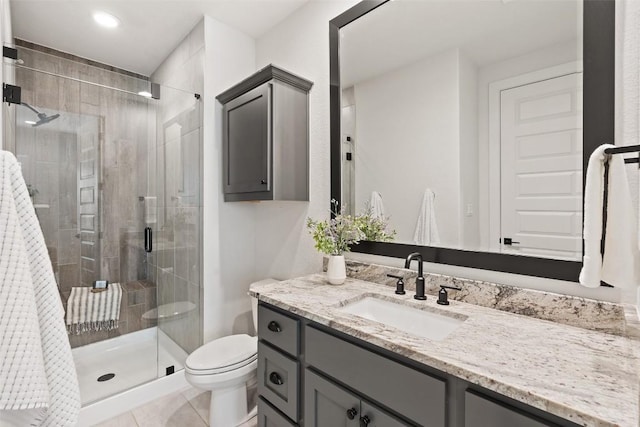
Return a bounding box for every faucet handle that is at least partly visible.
[387,274,406,295]
[437,285,461,305]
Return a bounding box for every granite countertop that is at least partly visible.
[250,274,640,427]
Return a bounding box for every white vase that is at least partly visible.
[327,255,346,285]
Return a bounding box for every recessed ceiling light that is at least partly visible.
[93,11,120,28]
[138,91,152,98]
[25,120,36,125]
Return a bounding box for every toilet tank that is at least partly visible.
[250,279,280,332]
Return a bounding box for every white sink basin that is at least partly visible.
[337,296,465,341]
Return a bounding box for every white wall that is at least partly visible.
[253,0,359,280]
[458,51,480,249]
[202,16,257,342]
[352,49,461,246]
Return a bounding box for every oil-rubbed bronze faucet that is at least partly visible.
[405,252,426,300]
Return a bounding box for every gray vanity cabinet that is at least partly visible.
[305,370,406,427]
[217,65,313,202]
[256,302,578,427]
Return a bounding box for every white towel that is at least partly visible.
[0,151,80,426]
[413,189,440,246]
[144,196,157,224]
[369,191,385,220]
[579,144,640,289]
[66,284,123,334]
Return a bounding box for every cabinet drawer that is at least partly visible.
[465,391,557,427]
[258,304,300,356]
[305,326,445,427]
[258,341,299,421]
[258,397,297,427]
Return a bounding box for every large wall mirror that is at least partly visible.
[330,0,614,282]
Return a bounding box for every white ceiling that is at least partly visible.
[10,0,311,76]
[341,0,581,87]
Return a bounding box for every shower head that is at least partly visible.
[33,113,60,127]
[21,102,60,127]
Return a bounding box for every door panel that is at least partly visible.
[224,84,270,194]
[500,73,583,261]
[304,370,360,427]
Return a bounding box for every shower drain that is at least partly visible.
[97,373,115,382]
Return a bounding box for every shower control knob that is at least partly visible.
[260,179,267,185]
[346,408,358,420]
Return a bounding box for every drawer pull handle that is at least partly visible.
[346,408,358,420]
[269,372,284,385]
[267,321,282,333]
[360,416,371,426]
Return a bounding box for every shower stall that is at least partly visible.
[3,42,203,409]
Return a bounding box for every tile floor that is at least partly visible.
[96,387,257,427]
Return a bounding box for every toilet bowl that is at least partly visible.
[185,279,278,426]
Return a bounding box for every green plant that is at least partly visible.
[306,200,364,255]
[355,204,396,242]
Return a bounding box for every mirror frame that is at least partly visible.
[330,0,615,282]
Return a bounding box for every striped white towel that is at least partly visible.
[0,151,80,426]
[66,284,123,334]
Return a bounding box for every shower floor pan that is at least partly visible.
[72,327,187,405]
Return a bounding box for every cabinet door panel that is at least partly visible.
[361,402,409,427]
[224,83,270,194]
[305,326,445,427]
[465,391,557,427]
[258,397,297,427]
[305,370,360,427]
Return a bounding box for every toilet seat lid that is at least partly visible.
[186,334,257,371]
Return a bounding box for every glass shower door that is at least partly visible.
[6,49,161,405]
[5,44,203,405]
[152,85,202,373]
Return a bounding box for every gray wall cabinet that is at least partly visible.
[217,65,313,202]
[256,302,579,427]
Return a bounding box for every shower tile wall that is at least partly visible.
[14,43,158,348]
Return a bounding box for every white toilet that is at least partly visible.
[185,279,277,426]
